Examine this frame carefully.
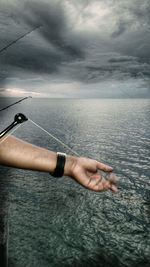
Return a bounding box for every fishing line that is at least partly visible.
[0,112,80,155]
[28,118,80,156]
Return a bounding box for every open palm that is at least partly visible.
[71,157,118,193]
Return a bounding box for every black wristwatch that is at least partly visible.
[52,152,66,177]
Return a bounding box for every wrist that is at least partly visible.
[64,155,78,177]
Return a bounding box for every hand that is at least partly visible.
[65,156,118,193]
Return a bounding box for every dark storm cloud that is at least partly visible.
[108,57,135,63]
[111,20,129,38]
[0,40,63,74]
[0,0,150,95]
[21,1,83,58]
[108,0,150,63]
[0,0,84,80]
[129,1,150,25]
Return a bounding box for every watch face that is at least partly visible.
[57,152,67,156]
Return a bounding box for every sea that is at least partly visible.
[0,98,150,267]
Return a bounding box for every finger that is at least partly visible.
[87,175,111,192]
[92,176,109,192]
[108,173,119,183]
[96,161,113,172]
[95,176,117,191]
[110,184,118,193]
[86,174,119,193]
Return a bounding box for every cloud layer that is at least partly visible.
[0,0,150,97]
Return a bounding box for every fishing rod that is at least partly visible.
[0,96,32,112]
[0,25,41,55]
[0,113,28,139]
[0,112,79,156]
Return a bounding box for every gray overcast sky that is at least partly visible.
[0,0,150,97]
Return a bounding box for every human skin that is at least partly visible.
[0,135,118,193]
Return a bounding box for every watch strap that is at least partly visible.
[52,152,66,177]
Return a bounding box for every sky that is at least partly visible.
[0,0,150,98]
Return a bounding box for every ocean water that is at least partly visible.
[0,98,150,267]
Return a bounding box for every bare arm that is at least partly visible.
[0,136,118,193]
[0,135,58,172]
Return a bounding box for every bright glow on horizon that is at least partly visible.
[0,78,148,98]
[0,88,43,97]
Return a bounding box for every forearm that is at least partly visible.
[0,136,118,192]
[0,135,75,175]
